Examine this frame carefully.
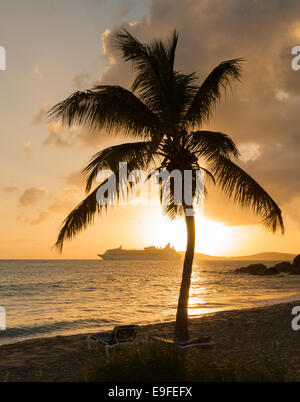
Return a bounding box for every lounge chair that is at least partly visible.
[87,325,139,357]
[148,335,215,350]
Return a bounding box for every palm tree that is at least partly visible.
[49,30,284,343]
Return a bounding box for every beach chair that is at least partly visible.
[87,325,139,357]
[176,336,215,349]
[148,335,215,350]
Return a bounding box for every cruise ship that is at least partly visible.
[98,243,181,260]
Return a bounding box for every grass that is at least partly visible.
[81,342,294,382]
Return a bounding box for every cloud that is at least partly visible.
[33,66,44,80]
[47,188,81,214]
[33,102,48,125]
[28,189,81,226]
[24,140,31,150]
[29,189,78,226]
[28,1,300,230]
[65,170,85,189]
[72,72,94,91]
[42,122,112,148]
[2,186,18,193]
[72,57,106,90]
[42,122,72,147]
[34,104,112,148]
[75,127,115,148]
[19,187,46,207]
[30,211,49,226]
[238,143,261,163]
[111,0,146,24]
[27,171,87,226]
[95,0,300,228]
[34,105,73,147]
[283,196,300,228]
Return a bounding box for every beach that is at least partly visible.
[0,300,299,381]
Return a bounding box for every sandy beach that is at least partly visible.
[0,300,299,381]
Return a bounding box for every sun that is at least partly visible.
[144,209,237,256]
[195,217,235,256]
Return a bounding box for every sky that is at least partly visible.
[0,0,299,259]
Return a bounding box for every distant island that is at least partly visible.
[178,251,296,261]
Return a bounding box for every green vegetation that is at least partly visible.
[81,342,293,382]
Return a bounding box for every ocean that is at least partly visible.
[0,259,299,345]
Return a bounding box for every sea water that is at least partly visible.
[0,259,299,344]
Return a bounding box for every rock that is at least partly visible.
[265,267,280,275]
[273,261,293,273]
[290,255,300,275]
[234,266,249,273]
[235,263,268,275]
[234,263,280,276]
[234,259,300,276]
[293,254,300,268]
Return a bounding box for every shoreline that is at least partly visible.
[0,299,300,381]
[2,291,300,347]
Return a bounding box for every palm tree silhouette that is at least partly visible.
[49,30,284,343]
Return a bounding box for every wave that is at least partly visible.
[0,317,118,340]
[249,292,300,306]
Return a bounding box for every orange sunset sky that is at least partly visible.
[0,0,299,259]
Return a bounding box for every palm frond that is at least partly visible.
[185,58,244,129]
[198,166,216,185]
[157,168,207,220]
[49,85,161,140]
[55,141,161,250]
[167,30,179,71]
[159,173,184,220]
[113,29,198,127]
[54,183,104,252]
[113,28,178,83]
[112,28,153,68]
[55,169,132,251]
[51,30,283,253]
[209,155,284,233]
[113,29,162,105]
[188,130,240,159]
[83,141,158,193]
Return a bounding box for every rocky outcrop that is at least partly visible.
[234,263,279,276]
[235,263,266,274]
[234,256,300,276]
[290,255,300,275]
[266,267,280,275]
[273,262,293,273]
[293,254,300,267]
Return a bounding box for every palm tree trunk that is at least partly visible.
[174,210,195,343]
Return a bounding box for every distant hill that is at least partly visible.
[178,251,297,261]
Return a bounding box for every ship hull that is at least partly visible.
[98,243,181,261]
[98,254,181,261]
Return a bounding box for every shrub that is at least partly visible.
[81,342,293,382]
